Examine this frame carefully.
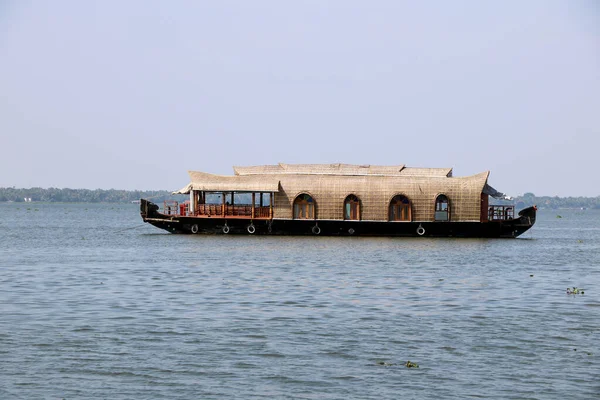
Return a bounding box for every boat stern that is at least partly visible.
[512,205,537,237]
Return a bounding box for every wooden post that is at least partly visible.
[222,192,225,216]
[480,192,489,222]
[269,192,273,219]
[251,192,255,219]
[189,190,195,216]
[259,192,264,218]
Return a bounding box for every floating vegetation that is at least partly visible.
[567,287,585,295]
[573,349,594,356]
[556,215,562,218]
[376,360,419,368]
[377,361,394,367]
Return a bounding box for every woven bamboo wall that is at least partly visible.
[271,172,489,222]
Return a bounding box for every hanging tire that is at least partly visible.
[190,224,199,234]
[417,224,425,236]
[222,225,230,234]
[348,228,355,235]
[247,224,255,234]
[312,225,321,235]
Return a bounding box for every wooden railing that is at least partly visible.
[163,199,272,219]
[163,200,182,216]
[224,204,253,217]
[254,206,271,218]
[191,203,272,219]
[488,205,514,221]
[195,203,223,216]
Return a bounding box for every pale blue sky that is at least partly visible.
[1,1,598,196]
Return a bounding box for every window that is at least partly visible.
[435,194,450,221]
[344,194,361,220]
[293,193,316,219]
[389,195,412,221]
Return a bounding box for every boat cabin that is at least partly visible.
[165,163,513,223]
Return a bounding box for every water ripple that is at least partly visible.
[1,204,599,399]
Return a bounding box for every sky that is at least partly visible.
[0,1,598,196]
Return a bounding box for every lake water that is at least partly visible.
[1,203,599,399]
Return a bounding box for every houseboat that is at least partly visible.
[140,163,536,238]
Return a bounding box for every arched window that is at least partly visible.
[293,193,316,219]
[389,195,412,221]
[435,194,450,221]
[344,194,361,220]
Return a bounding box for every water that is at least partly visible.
[1,203,599,399]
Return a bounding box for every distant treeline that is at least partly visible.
[0,187,186,203]
[515,193,600,210]
[1,187,599,209]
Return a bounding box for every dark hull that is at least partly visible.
[141,199,536,238]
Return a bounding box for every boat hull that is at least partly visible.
[141,199,536,238]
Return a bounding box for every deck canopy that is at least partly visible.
[174,171,280,194]
[483,183,512,200]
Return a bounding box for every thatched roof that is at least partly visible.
[234,163,404,176]
[174,171,280,194]
[234,163,452,177]
[398,167,453,177]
